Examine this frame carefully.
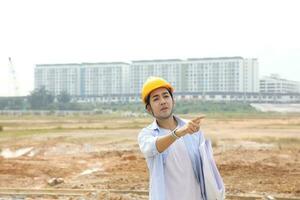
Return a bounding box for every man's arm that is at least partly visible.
[156,133,177,153]
[138,129,160,158]
[156,116,205,153]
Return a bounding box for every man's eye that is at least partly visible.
[153,98,158,101]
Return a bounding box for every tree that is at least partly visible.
[0,97,28,110]
[28,86,54,109]
[57,90,71,103]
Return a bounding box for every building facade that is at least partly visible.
[35,57,300,103]
[182,57,259,93]
[130,59,183,95]
[35,62,130,96]
[34,57,300,103]
[35,63,81,96]
[129,57,259,94]
[35,57,259,96]
[260,74,300,94]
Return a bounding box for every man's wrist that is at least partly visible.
[174,128,184,137]
[170,127,180,139]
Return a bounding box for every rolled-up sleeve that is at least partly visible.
[138,128,160,158]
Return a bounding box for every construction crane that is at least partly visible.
[8,57,20,96]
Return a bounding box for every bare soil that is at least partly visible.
[0,115,299,199]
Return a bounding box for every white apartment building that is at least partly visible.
[35,62,130,96]
[243,58,259,92]
[35,57,259,97]
[130,57,259,94]
[183,57,259,93]
[35,63,81,96]
[260,74,300,93]
[130,59,183,94]
[80,62,129,96]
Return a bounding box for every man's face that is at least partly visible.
[147,87,174,120]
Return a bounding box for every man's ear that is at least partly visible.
[146,104,152,113]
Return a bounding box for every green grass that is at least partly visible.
[0,124,145,138]
[0,128,71,138]
[204,112,300,119]
[1,111,299,126]
[0,113,141,120]
[1,104,300,121]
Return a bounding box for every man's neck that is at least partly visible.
[156,115,178,130]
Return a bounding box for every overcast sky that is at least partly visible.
[0,0,299,96]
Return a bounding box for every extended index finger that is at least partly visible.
[191,115,206,123]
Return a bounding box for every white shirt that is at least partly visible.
[161,128,202,200]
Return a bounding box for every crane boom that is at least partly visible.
[8,57,20,96]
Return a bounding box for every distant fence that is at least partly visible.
[0,110,96,116]
[72,92,300,103]
[0,110,148,117]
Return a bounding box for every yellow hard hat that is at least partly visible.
[141,76,174,104]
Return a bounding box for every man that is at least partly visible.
[138,76,224,200]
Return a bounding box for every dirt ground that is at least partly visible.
[0,114,299,199]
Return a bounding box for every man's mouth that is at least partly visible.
[161,107,168,111]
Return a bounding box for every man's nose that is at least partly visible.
[160,97,166,104]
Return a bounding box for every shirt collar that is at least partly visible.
[147,115,186,131]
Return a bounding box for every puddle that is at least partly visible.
[28,149,39,157]
[44,143,98,156]
[79,163,104,176]
[80,168,102,176]
[1,147,34,158]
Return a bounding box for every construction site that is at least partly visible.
[0,113,299,200]
[2,0,300,199]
